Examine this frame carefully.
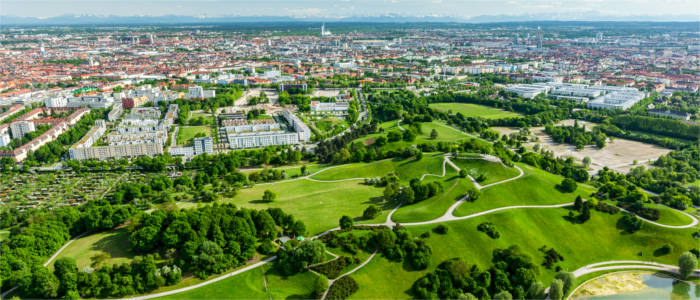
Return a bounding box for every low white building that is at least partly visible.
[10,121,35,139]
[193,137,213,155]
[45,97,68,108]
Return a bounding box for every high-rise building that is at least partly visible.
[537,26,543,49]
[596,32,604,41]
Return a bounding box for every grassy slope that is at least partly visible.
[49,228,134,270]
[391,171,474,223]
[644,203,695,226]
[179,179,385,235]
[352,208,698,299]
[157,266,267,300]
[177,126,212,146]
[450,158,521,185]
[310,154,445,183]
[454,163,595,216]
[429,102,521,119]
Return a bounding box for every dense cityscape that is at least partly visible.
[0,13,698,300]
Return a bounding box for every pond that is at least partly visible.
[572,271,699,300]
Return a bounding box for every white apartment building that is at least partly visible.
[10,121,35,139]
[67,96,114,109]
[228,131,299,149]
[45,97,68,108]
[193,137,214,155]
[282,110,311,142]
[0,133,10,147]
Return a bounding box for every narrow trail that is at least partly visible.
[10,154,693,300]
[564,261,700,299]
[321,250,378,300]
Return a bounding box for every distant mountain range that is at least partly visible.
[1,13,698,26]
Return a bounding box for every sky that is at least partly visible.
[2,0,699,18]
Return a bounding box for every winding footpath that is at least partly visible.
[5,154,696,300]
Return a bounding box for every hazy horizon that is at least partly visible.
[2,0,699,19]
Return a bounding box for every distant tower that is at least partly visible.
[537,26,543,49]
[149,33,155,44]
[513,34,519,45]
[89,56,95,66]
[596,32,603,41]
[321,23,325,36]
[39,42,46,55]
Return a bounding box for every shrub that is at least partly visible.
[362,205,381,219]
[476,222,500,239]
[326,276,359,300]
[558,178,578,193]
[433,224,449,234]
[310,256,356,279]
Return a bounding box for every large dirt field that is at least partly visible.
[496,119,671,174]
[310,89,341,97]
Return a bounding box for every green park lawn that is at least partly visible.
[177,126,212,146]
[188,112,214,125]
[0,231,9,242]
[179,179,386,235]
[351,207,698,299]
[156,264,320,300]
[357,120,474,150]
[429,102,521,119]
[391,172,473,223]
[643,203,695,227]
[237,163,326,178]
[454,163,595,216]
[450,157,521,185]
[309,154,445,183]
[49,228,134,270]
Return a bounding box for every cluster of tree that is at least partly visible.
[544,123,606,149]
[310,256,360,279]
[24,109,104,165]
[275,239,326,275]
[1,200,136,298]
[568,196,592,224]
[618,214,643,233]
[247,91,269,105]
[128,204,305,283]
[411,246,542,299]
[519,152,589,182]
[477,222,500,239]
[247,168,294,183]
[610,115,700,141]
[383,177,442,205]
[246,108,267,120]
[326,276,359,300]
[539,246,565,270]
[597,123,690,150]
[315,123,377,163]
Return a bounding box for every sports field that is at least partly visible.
[429,103,521,119]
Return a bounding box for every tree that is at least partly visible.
[313,274,329,298]
[559,178,578,193]
[363,205,381,219]
[527,282,546,299]
[548,279,564,300]
[574,195,584,212]
[467,188,481,201]
[582,157,591,168]
[679,252,698,279]
[262,190,277,202]
[415,151,423,161]
[494,290,513,300]
[459,169,467,178]
[554,271,575,295]
[339,215,354,229]
[430,129,438,139]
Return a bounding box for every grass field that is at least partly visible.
[352,207,699,299]
[642,203,695,226]
[237,163,326,178]
[454,163,595,217]
[156,264,319,300]
[310,154,445,183]
[157,266,268,299]
[0,231,9,242]
[177,126,212,146]
[391,173,474,223]
[357,120,474,150]
[429,103,521,119]
[49,228,134,270]
[450,157,521,185]
[179,179,386,235]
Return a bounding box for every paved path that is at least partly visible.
[617,206,698,229]
[125,257,277,300]
[565,261,700,299]
[321,250,378,300]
